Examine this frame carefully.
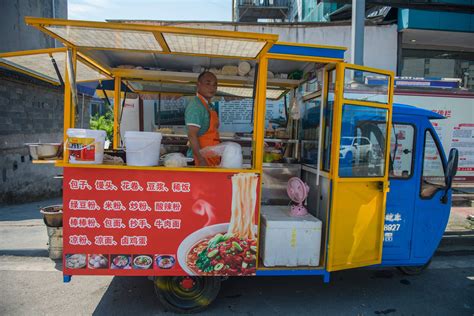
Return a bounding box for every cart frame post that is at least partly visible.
[62,48,77,163]
[253,56,268,170]
[113,76,121,149]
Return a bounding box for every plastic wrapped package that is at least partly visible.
[161,153,193,167]
[221,65,238,76]
[200,142,243,168]
[238,61,251,76]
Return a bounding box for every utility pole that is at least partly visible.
[351,0,365,65]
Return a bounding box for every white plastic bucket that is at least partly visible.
[66,129,106,164]
[124,131,162,166]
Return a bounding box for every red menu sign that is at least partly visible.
[63,167,260,276]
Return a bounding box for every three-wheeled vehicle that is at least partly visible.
[0,17,458,313]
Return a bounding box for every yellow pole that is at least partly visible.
[62,57,71,163]
[253,56,268,170]
[331,62,344,180]
[70,48,77,129]
[113,76,121,149]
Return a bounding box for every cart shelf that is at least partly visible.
[55,162,260,173]
[32,159,62,164]
[161,134,299,144]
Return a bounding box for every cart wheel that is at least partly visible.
[397,259,432,276]
[154,276,221,313]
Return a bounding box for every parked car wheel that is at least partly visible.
[366,151,373,163]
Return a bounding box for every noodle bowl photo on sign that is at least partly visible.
[178,173,259,276]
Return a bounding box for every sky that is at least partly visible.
[68,0,233,22]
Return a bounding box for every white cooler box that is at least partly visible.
[260,205,322,267]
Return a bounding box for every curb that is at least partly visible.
[437,231,474,256]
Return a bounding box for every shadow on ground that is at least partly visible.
[93,276,162,315]
[0,197,62,222]
[89,265,474,315]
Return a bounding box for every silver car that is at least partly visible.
[339,136,373,163]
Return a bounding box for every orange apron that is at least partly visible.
[193,95,221,166]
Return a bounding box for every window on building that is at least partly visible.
[401,49,474,90]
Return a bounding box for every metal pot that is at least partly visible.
[36,143,61,159]
[40,205,63,227]
[26,143,61,159]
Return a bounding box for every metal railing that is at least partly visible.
[237,0,290,7]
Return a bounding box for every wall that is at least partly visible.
[394,92,474,182]
[399,8,474,33]
[0,0,67,52]
[0,0,69,203]
[0,69,92,204]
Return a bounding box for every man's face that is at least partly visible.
[197,73,218,100]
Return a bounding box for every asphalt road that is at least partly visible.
[0,254,473,315]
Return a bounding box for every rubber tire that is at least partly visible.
[154,276,221,314]
[397,259,432,276]
[366,151,372,163]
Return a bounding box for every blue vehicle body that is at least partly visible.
[381,103,450,267]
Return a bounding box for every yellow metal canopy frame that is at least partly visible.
[24,17,278,59]
[9,18,279,157]
[0,47,111,85]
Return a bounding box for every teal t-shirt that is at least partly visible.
[185,96,210,137]
[185,96,217,157]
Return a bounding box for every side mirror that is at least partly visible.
[445,148,459,189]
[441,148,459,204]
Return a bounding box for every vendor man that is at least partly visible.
[185,71,221,166]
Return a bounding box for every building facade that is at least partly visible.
[233,0,474,89]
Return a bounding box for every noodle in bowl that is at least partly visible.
[177,223,257,276]
[178,173,259,276]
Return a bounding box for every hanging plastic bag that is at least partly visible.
[289,89,302,120]
[200,142,243,168]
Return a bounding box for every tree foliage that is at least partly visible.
[90,111,114,142]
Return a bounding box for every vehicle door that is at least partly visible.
[382,117,418,261]
[411,122,450,261]
[326,64,393,271]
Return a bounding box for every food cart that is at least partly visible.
[0,17,458,313]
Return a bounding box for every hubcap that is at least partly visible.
[179,277,195,291]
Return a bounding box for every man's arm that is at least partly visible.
[187,125,207,166]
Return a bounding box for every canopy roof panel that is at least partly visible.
[26,17,278,59]
[162,33,265,58]
[45,25,163,52]
[0,48,110,84]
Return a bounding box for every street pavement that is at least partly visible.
[1,255,473,315]
[0,197,473,315]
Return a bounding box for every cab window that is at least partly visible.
[421,130,446,198]
[389,124,415,179]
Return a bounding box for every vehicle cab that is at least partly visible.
[381,103,458,274]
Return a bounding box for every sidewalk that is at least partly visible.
[0,197,472,257]
[0,197,61,257]
[446,206,474,232]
